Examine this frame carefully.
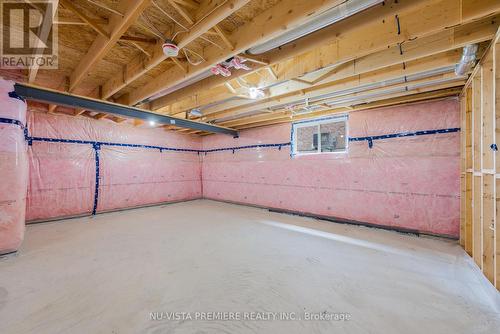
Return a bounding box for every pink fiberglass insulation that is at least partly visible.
[202,99,460,237]
[0,79,28,254]
[26,111,202,221]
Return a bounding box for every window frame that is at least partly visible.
[291,115,349,156]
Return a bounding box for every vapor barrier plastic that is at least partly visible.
[26,112,202,222]
[0,79,28,254]
[202,99,460,237]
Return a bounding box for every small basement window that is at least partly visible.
[292,115,348,155]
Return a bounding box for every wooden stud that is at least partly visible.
[465,87,473,255]
[494,34,500,290]
[481,48,495,283]
[472,72,483,268]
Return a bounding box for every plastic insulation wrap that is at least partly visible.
[26,111,202,221]
[0,79,28,254]
[202,99,460,237]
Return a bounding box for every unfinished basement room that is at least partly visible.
[1,0,500,333]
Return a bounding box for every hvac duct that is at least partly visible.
[455,44,478,76]
[246,0,383,55]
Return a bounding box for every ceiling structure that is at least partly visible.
[4,0,500,135]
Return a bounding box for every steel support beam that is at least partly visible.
[14,83,238,136]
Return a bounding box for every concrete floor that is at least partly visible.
[0,200,499,334]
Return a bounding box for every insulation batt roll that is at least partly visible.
[0,78,28,255]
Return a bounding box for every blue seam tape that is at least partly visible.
[92,143,100,215]
[349,127,460,148]
[0,117,24,129]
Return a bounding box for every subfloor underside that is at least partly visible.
[0,200,499,334]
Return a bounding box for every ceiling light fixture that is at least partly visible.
[162,39,180,57]
[189,108,203,117]
[248,87,265,99]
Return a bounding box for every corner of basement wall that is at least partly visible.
[200,98,460,238]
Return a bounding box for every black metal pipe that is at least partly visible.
[14,83,238,136]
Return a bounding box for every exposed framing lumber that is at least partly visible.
[60,0,109,38]
[123,40,152,58]
[171,58,188,73]
[85,0,124,17]
[231,84,464,132]
[101,0,251,99]
[465,87,473,255]
[28,0,59,84]
[123,0,348,105]
[206,49,465,122]
[173,0,198,10]
[151,1,500,113]
[495,32,500,290]
[119,35,157,44]
[213,24,233,50]
[460,28,500,291]
[481,52,495,282]
[67,0,151,92]
[220,79,466,129]
[182,86,461,135]
[168,0,194,24]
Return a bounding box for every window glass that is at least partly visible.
[320,121,346,152]
[293,116,348,155]
[296,125,318,153]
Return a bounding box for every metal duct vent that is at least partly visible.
[246,0,383,55]
[455,44,478,76]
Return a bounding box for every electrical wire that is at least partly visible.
[183,48,205,66]
[152,0,189,31]
[150,0,225,63]
[84,0,124,17]
[139,12,167,40]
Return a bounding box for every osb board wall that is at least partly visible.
[459,33,500,291]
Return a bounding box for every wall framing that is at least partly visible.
[460,28,500,290]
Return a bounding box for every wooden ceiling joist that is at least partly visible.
[19,0,500,134]
[150,0,500,114]
[216,58,468,124]
[60,0,109,37]
[28,0,59,84]
[121,0,347,106]
[200,47,475,120]
[67,0,151,92]
[100,0,251,100]
[232,85,464,131]
[158,14,496,120]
